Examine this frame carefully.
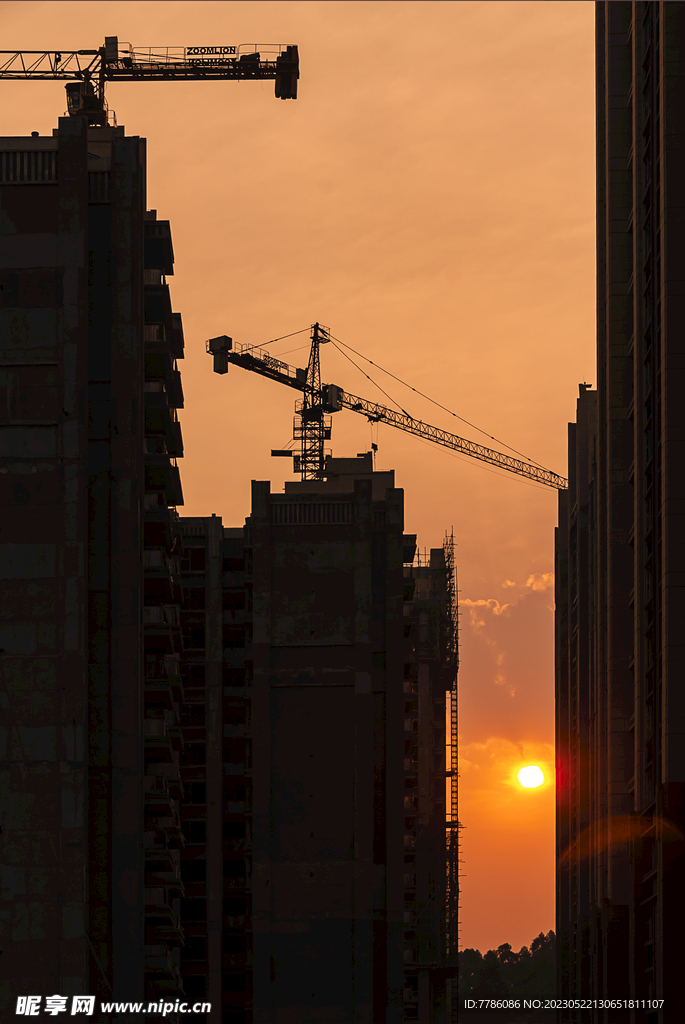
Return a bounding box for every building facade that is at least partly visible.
[175,516,253,1024]
[0,116,188,1019]
[556,3,685,1018]
[243,455,454,1024]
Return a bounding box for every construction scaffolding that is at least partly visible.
[443,530,461,1022]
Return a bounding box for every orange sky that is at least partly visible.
[1,0,596,953]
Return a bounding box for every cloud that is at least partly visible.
[460,597,513,631]
[525,572,554,592]
[458,574,554,704]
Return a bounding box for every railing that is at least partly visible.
[0,150,57,183]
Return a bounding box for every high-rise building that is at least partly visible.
[244,455,455,1024]
[0,116,188,1019]
[556,3,685,1017]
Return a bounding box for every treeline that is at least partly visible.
[458,930,556,999]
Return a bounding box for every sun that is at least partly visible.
[516,764,545,789]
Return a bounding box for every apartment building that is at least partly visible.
[0,115,186,1019]
[556,4,685,1017]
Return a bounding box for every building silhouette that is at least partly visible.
[0,116,191,1020]
[246,457,456,1023]
[556,3,685,1018]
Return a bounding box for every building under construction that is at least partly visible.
[0,113,187,1018]
[556,3,685,1018]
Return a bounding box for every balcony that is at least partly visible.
[144,605,181,653]
[145,655,184,708]
[145,845,184,896]
[144,773,174,816]
[144,944,182,980]
[146,815,184,845]
[144,604,179,626]
[148,760,184,799]
[144,715,175,760]
[144,887,179,922]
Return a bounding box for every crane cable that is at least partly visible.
[237,326,311,357]
[329,341,414,418]
[329,334,547,470]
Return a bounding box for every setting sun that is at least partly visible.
[516,765,545,789]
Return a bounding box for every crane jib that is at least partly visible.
[340,392,568,491]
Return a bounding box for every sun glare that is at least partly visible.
[516,765,545,789]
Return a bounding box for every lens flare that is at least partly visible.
[516,765,544,788]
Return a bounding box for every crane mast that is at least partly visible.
[207,328,568,490]
[0,36,299,124]
[295,322,332,479]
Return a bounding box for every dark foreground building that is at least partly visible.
[247,456,457,1024]
[556,3,685,1019]
[0,116,190,1020]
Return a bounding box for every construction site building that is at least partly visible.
[242,454,455,1024]
[401,541,458,1022]
[0,118,188,1019]
[174,516,253,1024]
[556,3,685,1018]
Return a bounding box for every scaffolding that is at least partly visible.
[443,530,461,1022]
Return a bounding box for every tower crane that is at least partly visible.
[0,35,298,124]
[207,326,568,490]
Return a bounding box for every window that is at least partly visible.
[181,859,207,884]
[181,897,207,922]
[223,822,245,841]
[224,935,247,954]
[224,740,249,768]
[181,705,206,728]
[183,664,205,689]
[223,667,246,687]
[183,976,206,999]
[224,704,247,727]
[181,821,206,845]
[182,547,206,572]
[181,744,206,766]
[189,782,206,805]
[223,590,245,612]
[225,781,246,804]
[181,936,206,960]
[183,587,205,610]
[223,897,247,916]
[223,973,247,992]
[182,627,205,650]
[223,626,245,649]
[224,860,246,878]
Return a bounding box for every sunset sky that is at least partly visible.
[1,0,596,954]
